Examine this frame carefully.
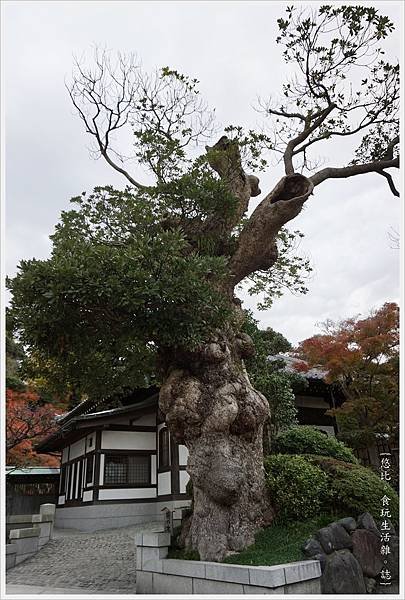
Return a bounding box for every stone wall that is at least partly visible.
[6,503,55,570]
[135,530,322,594]
[302,512,399,594]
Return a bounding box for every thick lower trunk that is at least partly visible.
[159,330,274,561]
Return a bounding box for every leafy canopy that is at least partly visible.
[8,4,398,402]
[295,302,399,448]
[8,183,233,399]
[242,312,304,442]
[9,65,311,401]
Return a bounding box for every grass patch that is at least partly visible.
[168,513,343,566]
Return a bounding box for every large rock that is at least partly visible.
[382,535,399,583]
[364,577,376,593]
[357,513,379,536]
[312,552,327,573]
[315,523,353,554]
[302,537,323,558]
[337,517,357,532]
[321,549,366,594]
[352,529,382,577]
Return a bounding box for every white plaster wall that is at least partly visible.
[82,490,93,502]
[61,448,69,463]
[75,465,80,498]
[131,413,156,426]
[69,465,76,498]
[101,430,156,450]
[179,470,190,494]
[178,445,188,466]
[158,472,171,496]
[58,495,65,505]
[151,455,157,485]
[98,488,157,500]
[69,438,86,460]
[99,454,105,485]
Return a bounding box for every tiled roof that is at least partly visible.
[267,354,327,380]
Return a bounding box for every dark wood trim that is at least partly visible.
[57,492,191,508]
[61,451,95,469]
[78,459,84,501]
[57,496,160,508]
[171,436,180,495]
[100,449,156,456]
[93,430,101,502]
[60,499,83,508]
[157,466,171,474]
[75,404,157,430]
[98,484,157,490]
[110,424,156,432]
[157,493,190,502]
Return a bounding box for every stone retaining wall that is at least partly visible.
[135,530,322,594]
[6,503,55,570]
[302,512,399,594]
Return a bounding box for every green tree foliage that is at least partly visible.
[265,453,399,525]
[242,312,304,444]
[8,184,234,401]
[264,454,329,522]
[6,318,26,392]
[8,62,312,404]
[273,426,358,464]
[306,455,399,526]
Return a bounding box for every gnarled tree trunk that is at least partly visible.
[159,324,274,561]
[159,136,314,562]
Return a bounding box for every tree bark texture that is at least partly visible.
[159,327,274,561]
[159,138,314,562]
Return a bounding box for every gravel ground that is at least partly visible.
[6,521,161,594]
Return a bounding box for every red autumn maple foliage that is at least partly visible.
[6,388,61,467]
[295,302,399,448]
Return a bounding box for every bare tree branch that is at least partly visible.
[67,49,145,188]
[377,170,400,197]
[310,157,399,188]
[283,103,336,174]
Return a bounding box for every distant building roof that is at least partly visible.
[267,354,327,380]
[6,466,60,476]
[35,394,158,454]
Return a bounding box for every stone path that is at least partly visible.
[6,522,161,595]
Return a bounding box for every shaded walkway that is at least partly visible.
[6,522,161,595]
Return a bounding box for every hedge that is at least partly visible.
[273,426,358,463]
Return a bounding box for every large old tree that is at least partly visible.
[8,6,399,560]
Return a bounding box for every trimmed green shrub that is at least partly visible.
[264,454,329,522]
[273,426,358,464]
[264,452,399,526]
[306,455,399,526]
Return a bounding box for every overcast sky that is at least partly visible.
[3,1,402,346]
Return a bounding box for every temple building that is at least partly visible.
[36,388,190,532]
[36,357,344,532]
